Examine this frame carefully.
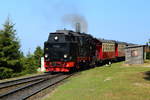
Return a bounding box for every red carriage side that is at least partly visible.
[115,42,127,60]
[96,39,116,62]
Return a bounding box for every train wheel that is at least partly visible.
[67,67,77,74]
[49,72,55,75]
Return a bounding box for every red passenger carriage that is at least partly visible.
[96,39,116,62]
[115,42,126,60]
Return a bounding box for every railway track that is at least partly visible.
[0,73,51,89]
[0,73,72,100]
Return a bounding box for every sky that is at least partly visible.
[0,0,150,54]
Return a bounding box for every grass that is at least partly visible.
[44,61,150,100]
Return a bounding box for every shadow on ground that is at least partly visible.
[144,71,150,81]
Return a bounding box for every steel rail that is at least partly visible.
[0,74,66,100]
[0,73,51,89]
[23,74,71,100]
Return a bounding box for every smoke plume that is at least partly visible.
[62,14,88,33]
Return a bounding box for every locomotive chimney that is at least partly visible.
[76,23,81,32]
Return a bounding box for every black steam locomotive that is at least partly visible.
[44,25,97,72]
[44,23,129,72]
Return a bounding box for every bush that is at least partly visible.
[21,54,37,74]
[0,67,13,79]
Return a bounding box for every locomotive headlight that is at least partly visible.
[54,36,58,40]
[45,54,48,58]
[64,54,68,58]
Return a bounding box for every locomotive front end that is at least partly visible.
[44,30,77,72]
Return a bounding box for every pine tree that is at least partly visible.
[0,30,3,58]
[0,18,22,74]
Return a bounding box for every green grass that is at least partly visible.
[44,62,150,100]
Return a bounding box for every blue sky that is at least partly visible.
[0,0,150,54]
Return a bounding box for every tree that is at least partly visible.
[34,46,43,68]
[22,52,37,74]
[0,18,22,77]
[21,47,43,74]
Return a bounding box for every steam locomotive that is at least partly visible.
[44,25,128,72]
